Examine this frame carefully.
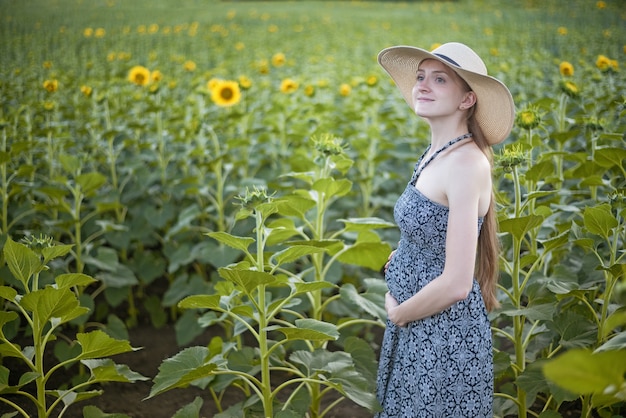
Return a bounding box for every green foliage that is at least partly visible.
[0,237,147,418]
[149,135,389,417]
[0,0,624,416]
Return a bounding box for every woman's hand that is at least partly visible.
[385,292,406,327]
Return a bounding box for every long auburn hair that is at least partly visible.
[468,116,500,312]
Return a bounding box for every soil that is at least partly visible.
[2,323,373,418]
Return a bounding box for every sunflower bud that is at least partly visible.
[497,144,527,172]
[515,106,542,130]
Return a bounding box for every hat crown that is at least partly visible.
[430,42,487,76]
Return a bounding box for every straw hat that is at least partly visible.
[378,42,515,145]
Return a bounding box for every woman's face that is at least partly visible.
[411,59,474,120]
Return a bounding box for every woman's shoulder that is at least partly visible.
[446,143,491,180]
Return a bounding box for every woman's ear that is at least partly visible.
[460,91,477,109]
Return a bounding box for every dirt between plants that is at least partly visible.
[55,323,374,418]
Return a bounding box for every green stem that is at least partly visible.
[254,209,272,418]
[0,127,7,235]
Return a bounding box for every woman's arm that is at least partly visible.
[386,154,489,326]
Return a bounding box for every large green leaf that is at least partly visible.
[76,172,107,196]
[596,331,626,352]
[178,294,222,310]
[207,231,255,254]
[41,244,74,264]
[21,287,89,331]
[337,217,396,231]
[594,146,626,168]
[172,397,204,418]
[81,358,147,382]
[76,330,136,360]
[82,404,132,418]
[337,240,391,271]
[0,286,17,303]
[499,215,544,240]
[583,203,618,239]
[218,268,279,295]
[270,245,326,266]
[55,273,97,289]
[149,346,220,398]
[275,318,339,342]
[2,237,41,290]
[543,349,626,395]
[311,177,352,199]
[275,193,316,219]
[339,282,386,320]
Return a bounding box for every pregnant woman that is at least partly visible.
[375,42,515,417]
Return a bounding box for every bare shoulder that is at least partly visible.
[447,143,491,182]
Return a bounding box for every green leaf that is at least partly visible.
[82,404,132,418]
[21,287,89,330]
[41,244,73,264]
[543,349,626,394]
[47,389,103,407]
[0,286,18,303]
[55,273,96,289]
[76,330,136,360]
[81,358,147,382]
[206,231,254,254]
[311,177,352,199]
[594,146,626,168]
[275,319,339,342]
[271,245,326,266]
[499,303,556,321]
[525,159,555,183]
[275,194,316,219]
[339,283,386,320]
[602,308,626,339]
[172,397,204,418]
[76,172,107,196]
[337,217,396,231]
[149,346,219,398]
[292,281,336,296]
[596,331,626,352]
[583,204,618,239]
[179,294,222,310]
[218,268,278,295]
[337,241,391,271]
[499,215,544,240]
[2,237,41,289]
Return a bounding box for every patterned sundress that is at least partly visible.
[375,134,493,418]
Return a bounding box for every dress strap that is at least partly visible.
[413,133,473,180]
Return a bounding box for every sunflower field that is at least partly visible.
[0,0,625,417]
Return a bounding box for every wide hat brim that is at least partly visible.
[378,44,515,145]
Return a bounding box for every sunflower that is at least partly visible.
[80,85,93,97]
[272,52,286,67]
[595,54,611,71]
[280,78,299,94]
[238,75,252,90]
[516,107,542,130]
[43,79,58,93]
[151,70,163,83]
[183,60,197,72]
[560,80,579,98]
[210,80,241,107]
[128,65,151,86]
[559,61,574,77]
